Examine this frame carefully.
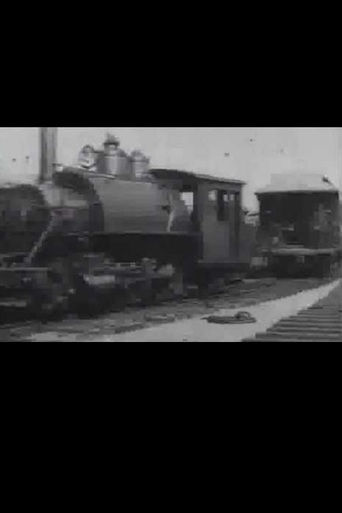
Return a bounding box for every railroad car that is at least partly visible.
[255,173,341,277]
[0,134,248,316]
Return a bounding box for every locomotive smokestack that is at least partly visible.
[39,127,57,183]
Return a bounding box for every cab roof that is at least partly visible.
[150,168,245,186]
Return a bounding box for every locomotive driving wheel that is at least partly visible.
[27,272,69,320]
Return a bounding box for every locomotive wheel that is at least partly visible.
[125,287,140,306]
[27,281,68,321]
[140,282,156,307]
[108,287,127,312]
[71,284,102,318]
[197,270,210,299]
[313,256,330,278]
[70,275,127,317]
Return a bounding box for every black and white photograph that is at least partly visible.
[0,127,341,342]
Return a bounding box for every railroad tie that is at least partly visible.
[241,283,342,342]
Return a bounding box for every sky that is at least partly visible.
[0,127,340,210]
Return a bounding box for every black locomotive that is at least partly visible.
[0,134,249,317]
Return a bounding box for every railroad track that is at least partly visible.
[0,276,339,342]
[243,282,342,342]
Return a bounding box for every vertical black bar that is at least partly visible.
[235,191,241,259]
[39,128,57,183]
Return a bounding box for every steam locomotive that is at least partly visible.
[0,134,248,317]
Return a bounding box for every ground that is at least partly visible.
[1,276,339,342]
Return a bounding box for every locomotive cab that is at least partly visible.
[150,169,247,289]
